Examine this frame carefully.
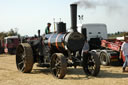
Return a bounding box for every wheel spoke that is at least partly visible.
[21,55,25,60]
[52,67,57,70]
[56,69,60,77]
[18,61,24,66]
[21,65,25,71]
[88,59,95,71]
[56,58,60,64]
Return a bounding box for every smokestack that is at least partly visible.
[70,4,77,32]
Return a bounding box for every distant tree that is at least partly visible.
[8,28,18,36]
[117,31,120,35]
[0,32,7,40]
[0,28,20,40]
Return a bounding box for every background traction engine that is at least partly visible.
[16,4,100,79]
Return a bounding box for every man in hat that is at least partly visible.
[121,34,128,72]
[45,23,51,34]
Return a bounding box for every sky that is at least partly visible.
[0,0,128,36]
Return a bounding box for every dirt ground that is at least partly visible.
[0,54,128,85]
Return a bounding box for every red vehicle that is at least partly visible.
[0,39,4,54]
[99,38,125,65]
[4,36,20,54]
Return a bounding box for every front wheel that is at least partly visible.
[82,52,100,76]
[50,53,67,79]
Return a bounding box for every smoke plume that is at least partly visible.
[74,0,122,12]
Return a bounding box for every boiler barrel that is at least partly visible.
[44,32,85,52]
[44,33,66,52]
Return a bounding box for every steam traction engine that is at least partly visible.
[16,4,100,79]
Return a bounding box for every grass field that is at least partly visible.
[0,54,128,85]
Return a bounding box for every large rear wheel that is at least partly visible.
[50,53,67,79]
[16,43,34,73]
[83,52,100,76]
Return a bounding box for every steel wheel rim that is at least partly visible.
[51,55,62,78]
[87,56,96,74]
[16,45,25,72]
[101,53,107,63]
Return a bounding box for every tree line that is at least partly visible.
[108,31,128,39]
[0,28,20,40]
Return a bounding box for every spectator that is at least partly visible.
[45,23,51,34]
[121,35,128,72]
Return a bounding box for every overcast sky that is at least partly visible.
[0,0,128,36]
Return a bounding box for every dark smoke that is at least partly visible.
[74,0,122,12]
